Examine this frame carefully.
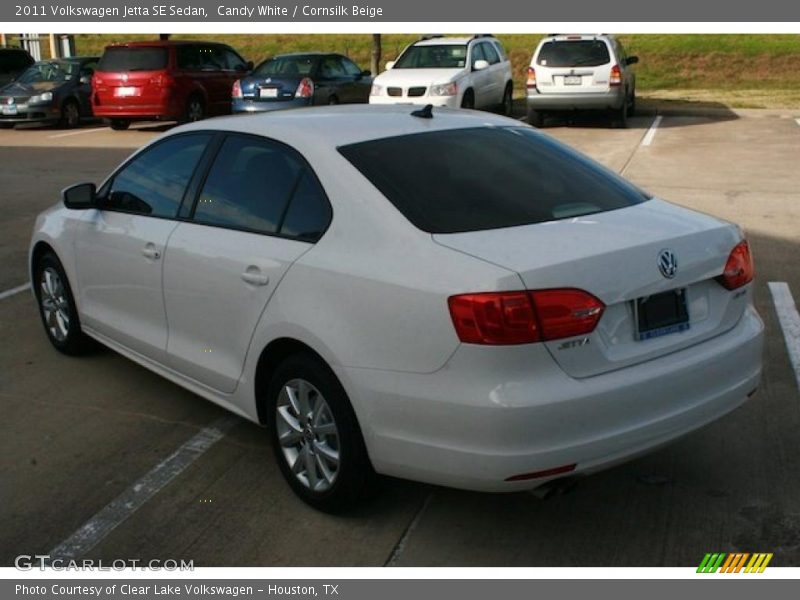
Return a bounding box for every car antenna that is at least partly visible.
[411,104,434,119]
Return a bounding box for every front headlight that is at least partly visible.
[29,92,54,104]
[370,84,383,96]
[430,82,457,96]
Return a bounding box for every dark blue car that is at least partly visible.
[232,52,372,113]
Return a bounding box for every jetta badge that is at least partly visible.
[657,249,678,279]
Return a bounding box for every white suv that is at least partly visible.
[369,35,514,114]
[526,34,638,127]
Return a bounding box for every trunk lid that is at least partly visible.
[433,199,747,377]
[241,75,302,102]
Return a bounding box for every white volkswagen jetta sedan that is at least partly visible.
[30,105,763,511]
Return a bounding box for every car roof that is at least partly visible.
[542,34,615,42]
[273,52,334,57]
[174,104,519,150]
[34,56,99,64]
[105,40,231,49]
[414,36,489,46]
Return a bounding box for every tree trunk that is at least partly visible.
[370,34,382,76]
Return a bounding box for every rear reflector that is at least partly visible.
[526,66,537,89]
[505,463,577,481]
[717,240,754,290]
[609,64,622,86]
[448,289,604,345]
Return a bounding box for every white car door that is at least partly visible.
[74,133,213,361]
[480,41,504,104]
[468,43,492,108]
[162,133,332,393]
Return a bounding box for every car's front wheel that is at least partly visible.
[34,252,93,355]
[60,99,81,128]
[528,109,545,127]
[267,353,374,512]
[108,119,130,131]
[461,89,475,110]
[500,82,513,116]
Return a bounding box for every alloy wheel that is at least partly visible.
[39,267,70,342]
[187,98,204,122]
[275,378,340,492]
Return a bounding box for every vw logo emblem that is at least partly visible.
[264,78,271,84]
[657,249,678,279]
[6,97,13,105]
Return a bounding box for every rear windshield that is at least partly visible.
[339,127,648,234]
[254,56,316,77]
[394,44,467,69]
[537,40,611,67]
[99,47,168,72]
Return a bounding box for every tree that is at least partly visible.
[370,34,382,76]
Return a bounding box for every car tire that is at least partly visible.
[34,252,94,355]
[527,109,545,128]
[628,89,637,116]
[266,352,375,513]
[182,94,205,123]
[461,89,475,110]
[612,100,628,129]
[328,95,339,105]
[109,119,130,131]
[500,82,513,117]
[60,99,81,129]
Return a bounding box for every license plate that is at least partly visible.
[564,75,582,85]
[635,288,690,341]
[115,86,138,97]
[259,87,279,99]
[2,105,17,115]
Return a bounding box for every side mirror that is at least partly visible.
[625,56,639,66]
[62,182,97,210]
[473,59,490,71]
[360,69,372,78]
[385,60,395,70]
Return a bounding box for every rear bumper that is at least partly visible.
[340,305,764,492]
[232,97,311,113]
[526,89,625,111]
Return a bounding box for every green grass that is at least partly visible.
[73,34,800,105]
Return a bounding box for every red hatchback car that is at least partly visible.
[92,40,252,130]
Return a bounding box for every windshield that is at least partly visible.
[339,127,648,234]
[394,44,467,69]
[254,56,316,77]
[16,61,77,84]
[98,47,168,72]
[537,40,611,67]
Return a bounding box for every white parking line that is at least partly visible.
[47,415,239,561]
[768,282,800,392]
[48,127,108,139]
[0,283,30,301]
[641,115,663,147]
[795,118,800,128]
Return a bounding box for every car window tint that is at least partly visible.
[223,48,245,71]
[394,45,467,69]
[339,127,648,234]
[194,136,302,234]
[198,45,226,70]
[98,47,168,71]
[481,42,500,64]
[320,56,346,79]
[106,134,210,217]
[254,56,316,77]
[177,45,201,69]
[470,43,485,67]
[279,170,332,242]
[494,42,508,61]
[340,57,362,77]
[537,41,611,67]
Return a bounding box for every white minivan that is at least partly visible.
[526,34,638,127]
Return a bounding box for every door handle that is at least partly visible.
[241,266,269,286]
[141,243,161,260]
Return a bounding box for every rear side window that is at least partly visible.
[193,135,330,241]
[537,40,611,67]
[339,127,648,234]
[98,47,168,72]
[106,134,210,217]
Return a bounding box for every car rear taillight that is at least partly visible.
[295,77,314,98]
[526,67,537,89]
[717,240,754,290]
[609,64,622,86]
[448,289,604,345]
[232,80,242,98]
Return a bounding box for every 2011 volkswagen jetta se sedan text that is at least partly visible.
[29,105,764,511]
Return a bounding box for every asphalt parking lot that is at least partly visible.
[1,110,799,567]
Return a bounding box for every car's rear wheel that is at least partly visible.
[528,109,545,127]
[183,95,205,123]
[60,99,80,129]
[461,89,475,110]
[108,119,130,131]
[34,252,93,355]
[328,95,339,105]
[500,83,513,116]
[612,99,628,128]
[628,89,637,116]
[267,353,374,512]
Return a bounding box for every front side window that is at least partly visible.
[319,56,346,79]
[193,135,331,241]
[481,42,500,65]
[339,127,648,234]
[105,134,210,217]
[394,44,467,69]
